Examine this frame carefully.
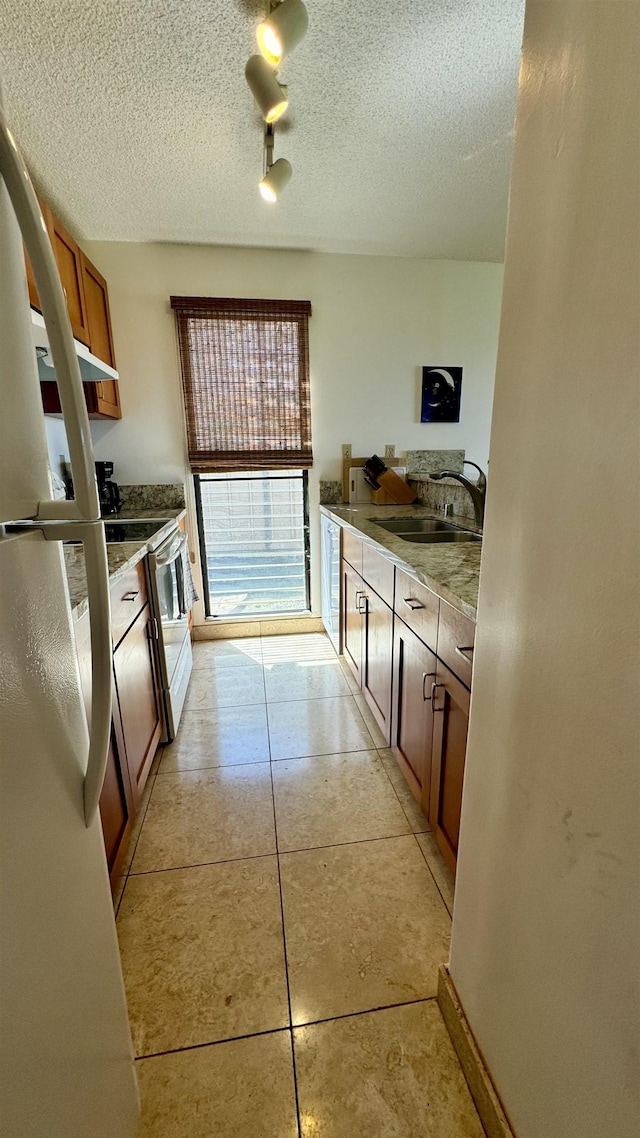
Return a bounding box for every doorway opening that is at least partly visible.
[194,470,311,619]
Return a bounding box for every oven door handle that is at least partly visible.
[154,530,188,567]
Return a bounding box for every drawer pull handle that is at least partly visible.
[431,681,444,711]
[403,597,424,611]
[455,645,474,663]
[122,590,139,602]
[422,671,436,700]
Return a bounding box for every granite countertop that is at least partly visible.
[64,512,185,621]
[320,503,482,620]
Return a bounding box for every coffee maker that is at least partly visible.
[95,461,124,515]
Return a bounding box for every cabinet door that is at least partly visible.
[46,207,90,345]
[342,559,364,686]
[429,661,471,873]
[391,617,437,807]
[113,603,162,807]
[100,718,135,878]
[361,587,393,742]
[73,611,135,888]
[80,251,122,419]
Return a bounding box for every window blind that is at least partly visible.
[171,296,313,472]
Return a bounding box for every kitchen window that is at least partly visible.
[172,296,312,618]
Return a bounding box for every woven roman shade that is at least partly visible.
[171,296,313,472]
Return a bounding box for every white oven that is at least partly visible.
[147,527,193,741]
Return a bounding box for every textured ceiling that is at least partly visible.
[0,1,524,259]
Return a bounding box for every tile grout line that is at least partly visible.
[375,746,432,834]
[126,829,430,879]
[411,831,454,919]
[115,752,161,917]
[262,636,303,1138]
[132,993,440,1063]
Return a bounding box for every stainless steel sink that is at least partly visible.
[398,530,481,543]
[369,517,481,543]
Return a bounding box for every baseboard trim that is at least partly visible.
[193,616,325,640]
[438,966,516,1138]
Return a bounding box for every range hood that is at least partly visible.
[31,309,119,384]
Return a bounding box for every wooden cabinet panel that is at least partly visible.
[429,661,471,873]
[362,587,393,742]
[342,559,364,686]
[73,611,134,888]
[391,616,437,809]
[362,542,395,608]
[46,207,90,345]
[99,722,134,877]
[110,559,148,648]
[113,603,162,807]
[394,566,439,650]
[80,251,122,420]
[342,529,363,575]
[437,599,475,689]
[29,200,122,420]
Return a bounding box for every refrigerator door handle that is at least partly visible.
[0,107,100,524]
[81,522,113,825]
[37,521,113,825]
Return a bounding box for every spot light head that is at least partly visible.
[245,55,289,123]
[259,157,292,202]
[257,0,309,67]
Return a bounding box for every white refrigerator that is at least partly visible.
[0,93,140,1134]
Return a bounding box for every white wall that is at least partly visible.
[450,4,639,1137]
[84,242,503,613]
[43,416,69,477]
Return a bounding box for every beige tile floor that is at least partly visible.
[116,633,478,1137]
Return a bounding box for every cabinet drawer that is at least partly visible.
[394,567,439,650]
[362,542,394,608]
[342,529,363,574]
[437,600,475,689]
[110,560,148,647]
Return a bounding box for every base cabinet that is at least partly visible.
[362,586,394,742]
[429,661,471,873]
[99,718,135,878]
[326,515,477,877]
[391,617,437,805]
[73,570,162,890]
[342,559,364,686]
[113,603,162,808]
[342,556,394,743]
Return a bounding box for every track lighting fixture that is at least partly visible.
[256,0,309,67]
[259,124,292,202]
[245,55,289,124]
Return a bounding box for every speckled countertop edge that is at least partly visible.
[320,504,482,620]
[65,511,186,621]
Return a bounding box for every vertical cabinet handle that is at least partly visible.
[431,682,444,711]
[422,671,436,700]
[357,591,368,614]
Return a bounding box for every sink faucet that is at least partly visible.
[430,461,487,528]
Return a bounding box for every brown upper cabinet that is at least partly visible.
[26,198,121,420]
[47,207,91,344]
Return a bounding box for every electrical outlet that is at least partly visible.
[342,444,352,461]
[384,444,396,460]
